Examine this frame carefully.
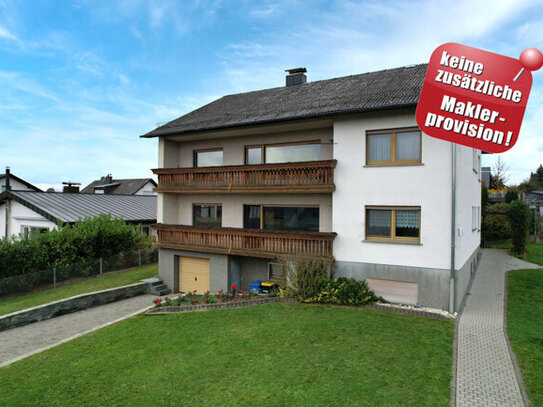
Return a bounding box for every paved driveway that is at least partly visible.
[0,294,155,367]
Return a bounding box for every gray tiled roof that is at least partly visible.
[142,64,427,138]
[5,191,156,224]
[80,178,156,195]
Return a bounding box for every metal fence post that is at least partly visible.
[99,257,103,275]
[138,249,142,266]
[53,267,56,289]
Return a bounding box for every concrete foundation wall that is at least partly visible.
[334,260,450,310]
[454,246,480,311]
[239,257,269,289]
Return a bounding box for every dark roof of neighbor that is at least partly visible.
[0,173,42,192]
[142,64,427,138]
[0,191,157,224]
[80,178,157,195]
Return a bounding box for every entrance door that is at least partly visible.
[179,256,210,293]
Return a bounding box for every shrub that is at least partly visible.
[303,278,382,306]
[483,202,511,242]
[278,257,330,299]
[505,189,519,204]
[507,200,531,255]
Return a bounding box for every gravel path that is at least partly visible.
[0,294,155,367]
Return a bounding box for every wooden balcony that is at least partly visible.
[154,224,336,261]
[152,160,336,193]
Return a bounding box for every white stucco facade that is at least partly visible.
[0,200,56,239]
[135,181,157,196]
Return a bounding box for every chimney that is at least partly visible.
[100,174,113,184]
[62,181,81,193]
[4,166,11,191]
[285,67,307,86]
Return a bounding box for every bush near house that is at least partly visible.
[0,215,145,294]
[483,202,512,242]
[278,257,382,306]
[507,200,531,255]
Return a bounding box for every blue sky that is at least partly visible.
[0,0,542,190]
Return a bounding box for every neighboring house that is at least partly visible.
[1,169,42,193]
[141,65,481,312]
[525,190,543,217]
[81,174,157,195]
[0,189,157,239]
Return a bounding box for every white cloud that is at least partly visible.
[0,25,16,41]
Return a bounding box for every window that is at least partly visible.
[472,149,478,172]
[194,148,223,167]
[366,129,421,165]
[245,141,321,165]
[246,146,263,165]
[243,205,319,231]
[141,226,150,236]
[21,226,48,239]
[268,263,284,281]
[472,207,477,231]
[366,207,420,242]
[193,204,222,227]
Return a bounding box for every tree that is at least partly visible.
[490,156,509,190]
[507,200,531,255]
[482,185,489,207]
[505,189,519,203]
[529,164,543,188]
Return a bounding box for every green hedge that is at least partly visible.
[0,215,144,291]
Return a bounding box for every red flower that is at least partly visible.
[218,290,222,294]
[243,291,246,294]
[192,300,196,304]
[193,290,196,293]
[231,284,236,290]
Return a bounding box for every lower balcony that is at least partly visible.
[153,224,336,261]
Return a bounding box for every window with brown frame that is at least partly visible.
[365,206,421,242]
[366,128,421,165]
[243,204,319,231]
[193,148,223,167]
[244,140,321,165]
[193,204,222,227]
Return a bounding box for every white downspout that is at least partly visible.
[449,144,457,314]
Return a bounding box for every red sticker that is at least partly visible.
[416,43,536,153]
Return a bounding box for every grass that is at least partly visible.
[0,264,158,316]
[0,303,454,407]
[507,269,543,406]
[487,242,543,265]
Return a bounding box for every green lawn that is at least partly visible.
[507,269,543,407]
[0,303,453,407]
[488,242,543,265]
[0,264,158,316]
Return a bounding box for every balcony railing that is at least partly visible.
[152,160,336,193]
[154,224,336,261]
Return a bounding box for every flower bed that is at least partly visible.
[152,284,278,309]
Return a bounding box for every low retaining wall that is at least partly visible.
[148,297,296,313]
[0,282,148,332]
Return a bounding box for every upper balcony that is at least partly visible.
[152,160,337,194]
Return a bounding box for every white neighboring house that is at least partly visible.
[0,172,158,240]
[141,65,481,312]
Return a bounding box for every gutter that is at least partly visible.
[449,144,457,314]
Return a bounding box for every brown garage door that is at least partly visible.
[179,256,210,293]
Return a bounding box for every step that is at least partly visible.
[157,288,171,296]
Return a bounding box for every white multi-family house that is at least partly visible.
[142,65,481,312]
